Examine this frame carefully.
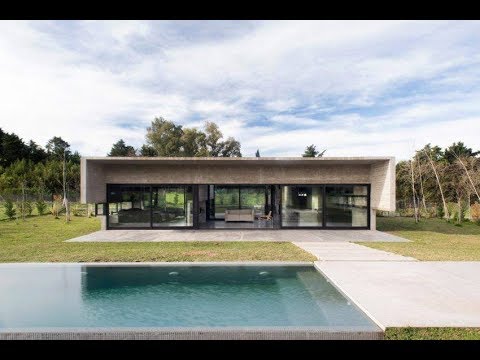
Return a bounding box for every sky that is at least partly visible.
[1,20,480,161]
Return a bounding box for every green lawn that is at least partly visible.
[385,327,480,340]
[360,216,480,261]
[0,214,315,262]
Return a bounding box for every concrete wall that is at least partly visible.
[369,158,396,212]
[81,158,396,214]
[80,158,105,204]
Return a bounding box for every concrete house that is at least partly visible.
[81,157,395,230]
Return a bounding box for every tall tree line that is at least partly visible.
[0,128,80,201]
[396,142,480,223]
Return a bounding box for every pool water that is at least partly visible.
[0,264,378,330]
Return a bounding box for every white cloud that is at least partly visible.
[0,20,479,161]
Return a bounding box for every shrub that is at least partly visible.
[51,195,63,219]
[399,207,415,217]
[35,199,47,215]
[24,201,33,216]
[71,203,86,217]
[15,201,32,218]
[471,202,480,224]
[436,204,444,219]
[4,200,16,220]
[446,202,458,221]
[419,207,437,219]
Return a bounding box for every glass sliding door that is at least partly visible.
[240,186,267,219]
[281,185,323,227]
[211,185,269,220]
[107,185,151,228]
[107,184,194,229]
[152,186,193,227]
[325,185,368,228]
[213,186,240,220]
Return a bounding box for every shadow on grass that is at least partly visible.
[377,216,480,235]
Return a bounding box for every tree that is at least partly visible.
[108,139,136,157]
[139,144,157,157]
[220,137,242,157]
[146,117,184,156]
[302,145,318,157]
[181,128,207,157]
[409,159,419,223]
[0,159,35,220]
[26,140,47,163]
[69,151,81,165]
[444,142,479,164]
[144,117,242,157]
[4,200,15,220]
[46,136,71,160]
[0,131,29,167]
[451,153,480,203]
[204,121,224,156]
[423,147,449,219]
[0,128,3,155]
[255,149,260,157]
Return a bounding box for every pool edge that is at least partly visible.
[0,327,384,340]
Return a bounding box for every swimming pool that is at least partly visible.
[0,263,381,339]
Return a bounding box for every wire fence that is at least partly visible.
[0,190,80,203]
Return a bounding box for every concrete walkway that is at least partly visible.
[294,242,416,261]
[315,261,480,328]
[66,229,407,242]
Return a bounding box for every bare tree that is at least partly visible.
[451,152,480,203]
[415,153,427,213]
[409,159,419,223]
[423,148,449,219]
[62,149,70,222]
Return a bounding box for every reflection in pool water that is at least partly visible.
[0,264,377,330]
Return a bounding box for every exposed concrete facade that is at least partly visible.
[81,157,395,230]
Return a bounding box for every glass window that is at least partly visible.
[213,186,240,219]
[281,186,323,227]
[107,185,151,228]
[212,186,268,220]
[107,185,193,228]
[95,203,106,216]
[152,186,193,227]
[325,185,368,227]
[240,186,267,218]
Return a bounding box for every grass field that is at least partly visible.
[0,214,315,262]
[361,216,480,261]
[385,327,480,340]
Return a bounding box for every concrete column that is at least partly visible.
[370,208,377,230]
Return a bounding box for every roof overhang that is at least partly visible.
[82,156,394,166]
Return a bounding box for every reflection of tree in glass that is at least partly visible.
[173,192,179,206]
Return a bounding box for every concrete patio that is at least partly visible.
[66,229,408,243]
[294,242,416,261]
[315,261,480,329]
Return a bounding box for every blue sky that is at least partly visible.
[1,20,480,160]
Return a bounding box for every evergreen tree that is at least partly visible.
[255,149,260,157]
[139,144,157,157]
[302,144,318,157]
[46,136,71,160]
[108,139,136,157]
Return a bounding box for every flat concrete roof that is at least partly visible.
[82,156,394,165]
